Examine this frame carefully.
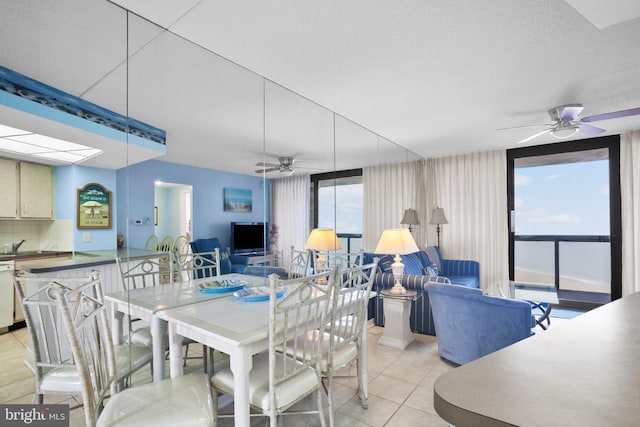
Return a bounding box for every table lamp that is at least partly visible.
[375,228,419,295]
[304,228,341,274]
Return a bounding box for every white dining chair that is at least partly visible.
[13,271,153,405]
[288,246,313,278]
[144,234,158,251]
[172,234,191,279]
[174,248,221,366]
[210,271,330,426]
[116,254,175,346]
[47,274,214,427]
[184,248,221,280]
[326,249,364,269]
[283,261,378,426]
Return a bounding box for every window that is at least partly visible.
[311,169,362,253]
[507,136,622,308]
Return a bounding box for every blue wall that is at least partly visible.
[54,165,118,250]
[116,160,269,250]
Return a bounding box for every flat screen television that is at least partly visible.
[230,222,268,255]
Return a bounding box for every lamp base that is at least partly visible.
[388,282,407,295]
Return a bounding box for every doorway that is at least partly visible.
[507,136,622,309]
[154,181,193,242]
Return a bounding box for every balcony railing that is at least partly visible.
[514,235,611,304]
[337,234,362,254]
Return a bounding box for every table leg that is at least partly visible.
[168,322,184,378]
[359,323,369,408]
[229,349,253,427]
[110,303,124,346]
[151,315,167,381]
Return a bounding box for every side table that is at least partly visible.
[378,289,422,350]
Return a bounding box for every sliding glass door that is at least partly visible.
[507,136,622,308]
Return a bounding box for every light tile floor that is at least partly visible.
[0,319,569,426]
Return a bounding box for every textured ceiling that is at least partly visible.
[1,0,640,174]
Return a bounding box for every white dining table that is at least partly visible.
[157,274,371,427]
[104,275,237,381]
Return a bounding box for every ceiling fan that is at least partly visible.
[502,104,640,144]
[254,156,298,176]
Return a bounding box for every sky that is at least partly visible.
[315,159,610,237]
[514,159,610,236]
[318,183,363,234]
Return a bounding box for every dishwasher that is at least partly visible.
[0,260,15,333]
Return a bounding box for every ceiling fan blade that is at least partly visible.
[255,162,279,167]
[560,105,583,121]
[496,124,549,131]
[578,123,606,137]
[581,107,640,123]
[517,128,552,144]
[255,167,279,174]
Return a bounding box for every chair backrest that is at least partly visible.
[144,235,158,251]
[267,271,332,406]
[288,246,312,278]
[116,253,175,290]
[13,273,77,391]
[172,235,191,280]
[13,271,112,416]
[428,283,533,365]
[326,249,364,269]
[158,235,174,251]
[185,248,221,280]
[326,260,378,355]
[49,273,118,427]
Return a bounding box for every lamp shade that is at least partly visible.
[374,228,419,255]
[400,209,419,226]
[304,228,341,251]
[429,207,448,225]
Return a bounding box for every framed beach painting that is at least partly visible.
[224,188,252,212]
[77,183,112,228]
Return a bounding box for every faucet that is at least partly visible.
[12,239,26,253]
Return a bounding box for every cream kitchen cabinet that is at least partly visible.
[0,159,53,219]
[0,158,18,217]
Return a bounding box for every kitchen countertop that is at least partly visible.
[0,251,72,262]
[16,249,171,274]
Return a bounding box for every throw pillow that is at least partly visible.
[424,265,438,277]
[402,252,424,275]
[379,255,395,273]
[424,246,442,272]
[378,253,423,275]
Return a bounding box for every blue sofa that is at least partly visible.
[429,284,535,365]
[190,238,249,274]
[363,246,479,336]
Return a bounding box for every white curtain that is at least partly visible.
[363,151,509,289]
[362,161,421,251]
[429,150,509,289]
[270,174,310,267]
[620,131,640,296]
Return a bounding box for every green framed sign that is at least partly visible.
[77,183,112,229]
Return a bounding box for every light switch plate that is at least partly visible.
[83,232,91,242]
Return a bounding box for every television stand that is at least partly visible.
[244,251,280,267]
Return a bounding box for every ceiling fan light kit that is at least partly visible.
[502,103,640,144]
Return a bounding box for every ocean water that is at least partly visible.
[515,241,610,293]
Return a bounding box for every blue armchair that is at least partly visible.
[428,284,534,365]
[190,238,249,274]
[363,246,479,336]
